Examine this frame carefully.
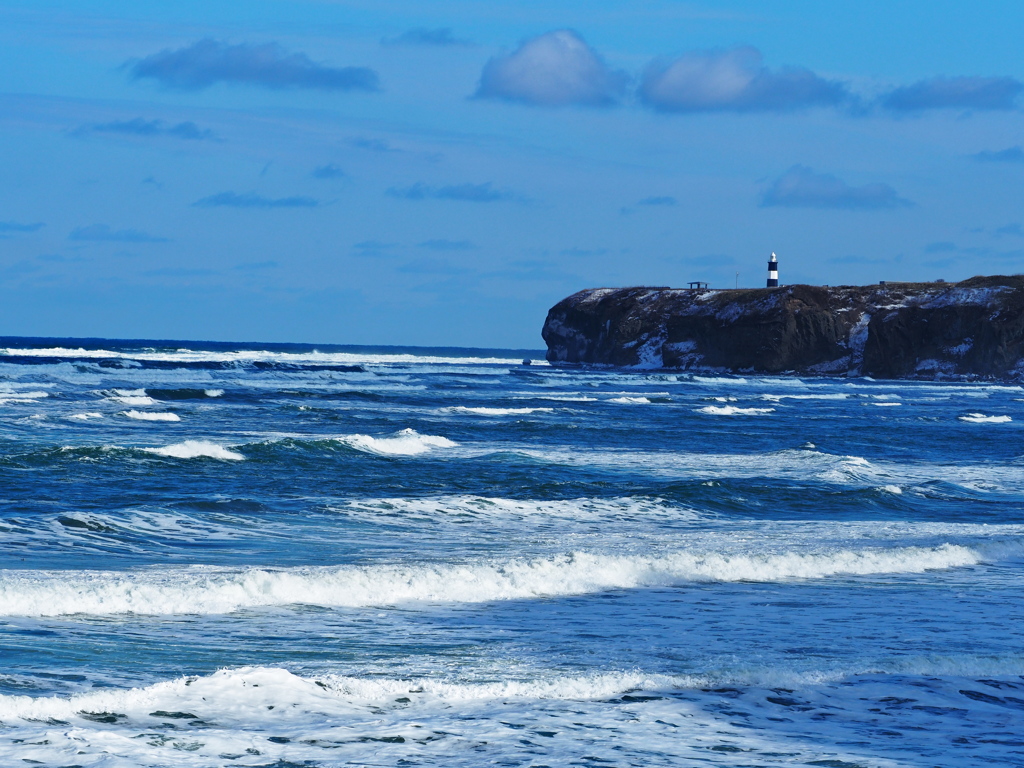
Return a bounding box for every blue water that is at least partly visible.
[1,337,1023,767]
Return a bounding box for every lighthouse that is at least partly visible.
[766,252,779,288]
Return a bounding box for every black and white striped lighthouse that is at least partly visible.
[766,252,779,288]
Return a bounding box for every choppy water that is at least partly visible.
[1,336,1023,767]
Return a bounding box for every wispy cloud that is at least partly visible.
[638,196,677,206]
[352,240,398,256]
[0,220,44,233]
[639,46,847,113]
[418,239,476,250]
[382,28,471,47]
[76,118,215,140]
[475,29,627,107]
[348,137,398,152]
[312,164,345,179]
[995,223,1023,238]
[193,192,319,208]
[129,39,380,92]
[974,146,1024,163]
[560,247,609,257]
[69,224,169,242]
[880,76,1022,111]
[387,182,514,203]
[397,257,471,275]
[762,166,910,210]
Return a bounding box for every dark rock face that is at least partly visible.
[542,275,1024,379]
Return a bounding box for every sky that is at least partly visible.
[0,0,1022,348]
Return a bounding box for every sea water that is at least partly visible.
[0,337,1022,767]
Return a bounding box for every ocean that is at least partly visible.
[0,336,1022,767]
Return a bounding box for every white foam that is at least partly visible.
[68,412,103,421]
[108,389,159,406]
[444,406,553,416]
[2,346,527,367]
[142,440,243,460]
[608,396,652,404]
[761,393,849,402]
[204,388,224,397]
[0,390,49,405]
[337,428,457,456]
[873,402,902,407]
[0,541,1005,617]
[959,413,1012,423]
[123,410,181,422]
[696,405,775,415]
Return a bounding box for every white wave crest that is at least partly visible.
[337,428,457,456]
[142,440,243,460]
[204,389,224,397]
[444,406,553,416]
[0,542,1003,617]
[123,410,181,422]
[68,412,103,421]
[108,389,158,406]
[959,413,1012,423]
[608,396,652,404]
[696,405,775,416]
[761,393,849,402]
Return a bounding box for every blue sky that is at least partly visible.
[1,0,1022,347]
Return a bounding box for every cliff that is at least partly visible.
[542,275,1024,379]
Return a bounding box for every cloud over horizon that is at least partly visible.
[69,224,169,242]
[880,76,1022,111]
[639,46,847,113]
[762,166,909,210]
[0,221,44,233]
[974,146,1024,163]
[382,28,470,47]
[475,30,627,107]
[129,39,380,92]
[77,117,215,140]
[193,192,319,208]
[312,164,345,179]
[387,182,515,202]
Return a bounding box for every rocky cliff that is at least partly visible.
[542,275,1024,379]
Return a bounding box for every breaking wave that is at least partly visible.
[142,440,243,461]
[337,429,458,456]
[123,410,181,422]
[696,405,775,416]
[959,413,1012,424]
[444,406,553,416]
[0,540,1011,617]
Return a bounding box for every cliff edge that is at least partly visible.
[542,275,1024,379]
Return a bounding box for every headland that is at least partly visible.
[542,275,1024,379]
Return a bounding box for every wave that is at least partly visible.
[1,346,525,368]
[67,412,103,421]
[145,388,223,400]
[696,405,775,415]
[608,396,652,404]
[0,541,1012,617]
[106,388,159,406]
[959,413,1012,423]
[337,429,457,457]
[444,406,554,416]
[123,410,180,422]
[761,393,850,402]
[4,654,1024,727]
[142,440,243,460]
[0,390,49,405]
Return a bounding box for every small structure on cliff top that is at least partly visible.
[767,252,779,288]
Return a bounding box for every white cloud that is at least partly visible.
[475,30,627,107]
